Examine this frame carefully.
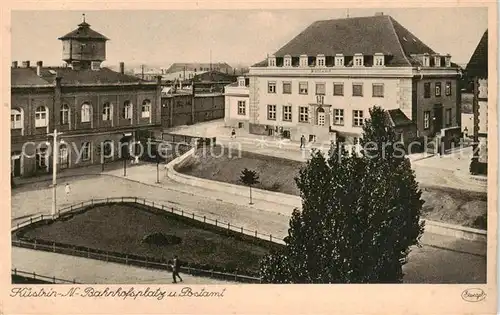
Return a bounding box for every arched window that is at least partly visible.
[102,102,112,121]
[60,104,70,125]
[141,99,151,118]
[317,107,326,126]
[11,108,23,129]
[35,106,48,127]
[123,101,132,119]
[81,103,91,123]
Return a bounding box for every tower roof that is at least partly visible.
[58,16,109,41]
[466,29,488,78]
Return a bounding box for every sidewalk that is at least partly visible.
[12,247,233,284]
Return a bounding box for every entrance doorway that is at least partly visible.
[317,107,326,126]
[59,144,69,169]
[11,152,21,177]
[433,104,443,135]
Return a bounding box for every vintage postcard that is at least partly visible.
[1,1,497,314]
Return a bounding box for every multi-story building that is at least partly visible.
[10,18,161,178]
[224,76,250,129]
[247,13,462,143]
[466,29,488,175]
[161,62,233,82]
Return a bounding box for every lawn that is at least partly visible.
[177,147,487,230]
[18,204,271,276]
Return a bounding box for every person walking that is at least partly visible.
[231,128,236,139]
[171,255,183,283]
[300,135,305,149]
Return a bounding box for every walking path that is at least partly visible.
[12,247,234,284]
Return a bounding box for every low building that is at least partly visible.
[247,13,462,144]
[466,29,488,175]
[224,76,250,129]
[10,18,162,178]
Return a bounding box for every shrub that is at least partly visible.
[142,232,182,246]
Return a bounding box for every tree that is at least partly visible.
[239,168,260,205]
[259,106,424,283]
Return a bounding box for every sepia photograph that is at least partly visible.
[3,3,497,314]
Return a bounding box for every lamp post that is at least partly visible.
[47,129,63,218]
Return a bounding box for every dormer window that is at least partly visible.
[434,55,441,67]
[300,55,308,67]
[335,54,344,67]
[284,55,292,67]
[445,54,451,67]
[268,55,276,67]
[316,54,325,67]
[422,53,430,67]
[374,53,385,66]
[353,54,364,67]
[238,76,245,87]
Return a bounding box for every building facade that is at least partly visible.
[466,29,488,175]
[246,14,462,143]
[224,76,250,129]
[10,18,161,178]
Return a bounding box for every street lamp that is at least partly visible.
[47,129,63,218]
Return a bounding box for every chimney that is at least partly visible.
[22,61,30,68]
[119,62,125,74]
[375,12,384,16]
[12,61,18,68]
[36,61,43,76]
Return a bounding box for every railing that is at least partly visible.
[12,239,261,284]
[13,197,287,245]
[12,268,80,284]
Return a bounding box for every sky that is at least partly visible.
[11,8,488,69]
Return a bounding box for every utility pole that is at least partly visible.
[48,129,63,218]
[141,64,144,80]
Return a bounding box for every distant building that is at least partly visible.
[466,29,488,175]
[10,17,161,178]
[161,62,233,82]
[247,13,462,143]
[224,76,250,129]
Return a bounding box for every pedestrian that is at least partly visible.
[231,128,236,139]
[300,135,305,149]
[171,255,183,283]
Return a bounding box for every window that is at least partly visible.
[374,54,385,66]
[422,55,430,67]
[268,81,276,93]
[300,55,308,67]
[335,55,344,66]
[36,148,47,170]
[333,83,344,96]
[434,56,441,67]
[315,83,326,95]
[81,142,91,161]
[283,82,292,94]
[299,106,309,123]
[352,83,363,97]
[60,104,70,125]
[353,110,364,127]
[238,101,246,115]
[268,57,276,67]
[317,55,325,67]
[424,83,431,98]
[283,105,292,121]
[445,82,452,96]
[334,109,344,125]
[35,106,48,127]
[141,99,151,118]
[81,103,91,122]
[354,54,364,66]
[445,108,452,126]
[102,102,112,121]
[11,109,22,129]
[424,111,430,129]
[267,105,276,120]
[284,56,292,67]
[372,84,384,97]
[435,82,442,97]
[123,101,132,119]
[299,82,308,94]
